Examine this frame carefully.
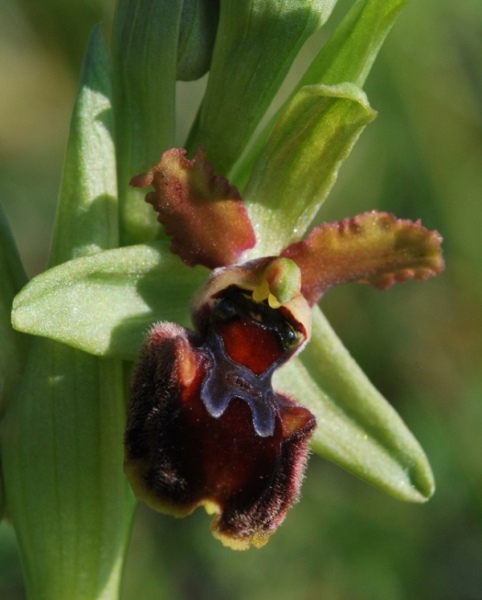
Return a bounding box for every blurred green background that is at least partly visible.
[1,0,481,598]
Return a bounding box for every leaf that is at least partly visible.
[232,0,407,190]
[49,26,118,267]
[298,0,408,90]
[243,83,376,256]
[12,242,208,359]
[1,339,135,599]
[274,306,435,502]
[185,0,337,175]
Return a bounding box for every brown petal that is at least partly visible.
[281,211,444,305]
[130,148,256,269]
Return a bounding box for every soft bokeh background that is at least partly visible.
[1,0,481,598]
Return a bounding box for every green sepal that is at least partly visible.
[112,0,184,244]
[186,0,337,175]
[243,83,376,256]
[274,306,435,502]
[12,243,209,359]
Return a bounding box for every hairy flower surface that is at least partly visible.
[124,148,444,549]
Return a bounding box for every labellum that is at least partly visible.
[125,259,316,550]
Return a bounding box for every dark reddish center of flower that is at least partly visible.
[196,286,306,437]
[211,286,303,375]
[214,319,281,374]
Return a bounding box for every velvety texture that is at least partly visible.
[125,287,315,550]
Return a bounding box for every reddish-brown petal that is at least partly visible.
[130,148,256,269]
[124,321,315,550]
[281,211,445,305]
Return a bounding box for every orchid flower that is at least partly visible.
[121,147,443,549]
